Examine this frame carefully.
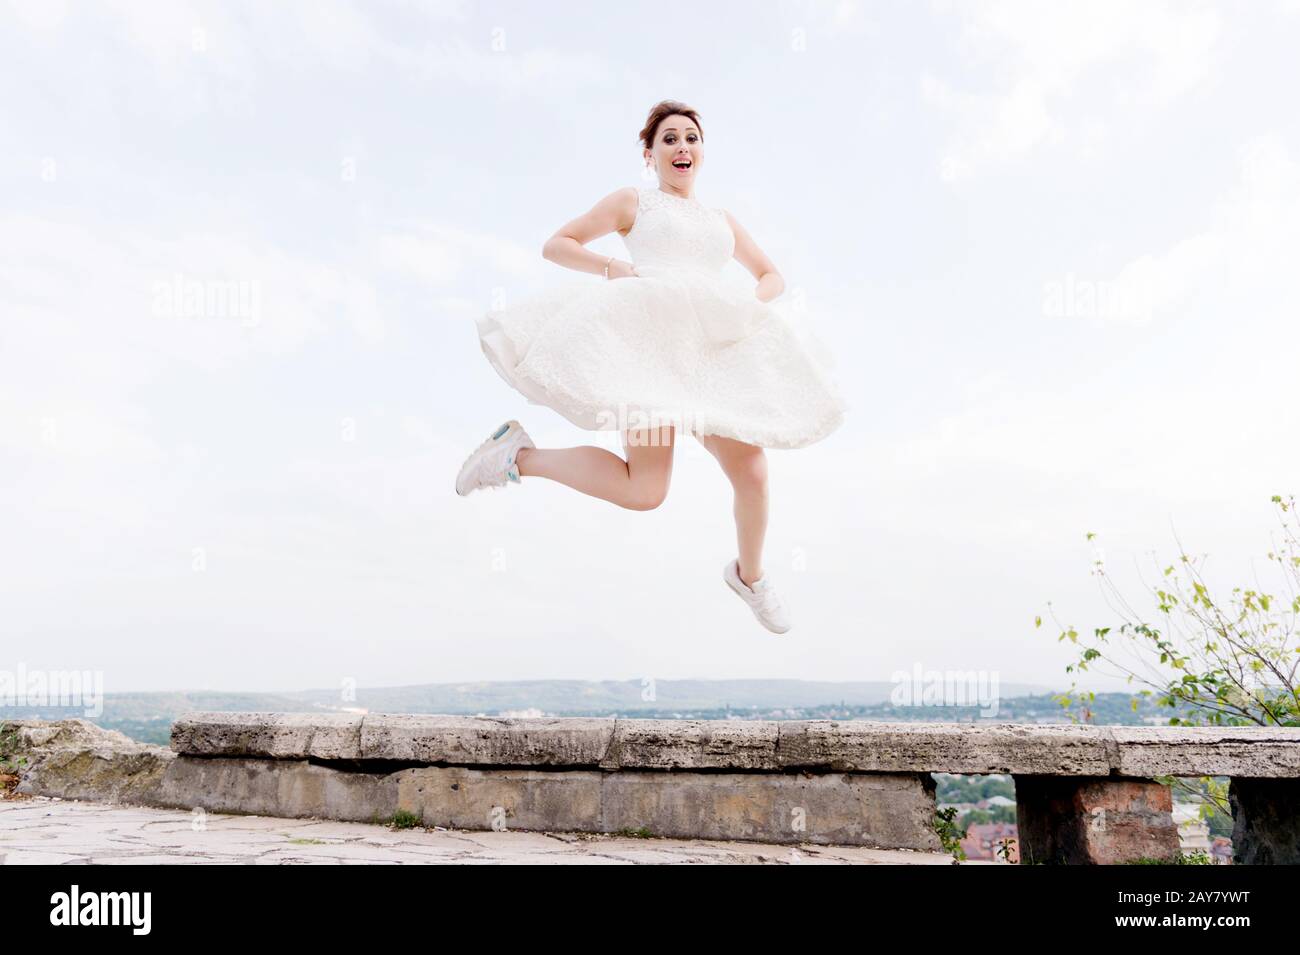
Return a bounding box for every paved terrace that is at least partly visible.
[0,795,972,865]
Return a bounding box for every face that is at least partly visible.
[645,114,701,186]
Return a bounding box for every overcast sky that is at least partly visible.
[3,0,1298,698]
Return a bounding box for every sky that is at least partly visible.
[2,0,1298,697]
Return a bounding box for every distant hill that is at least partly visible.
[1,678,1192,747]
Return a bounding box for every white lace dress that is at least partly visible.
[475,184,848,449]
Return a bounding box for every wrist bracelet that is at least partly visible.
[603,256,614,280]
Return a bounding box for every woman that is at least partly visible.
[459,100,848,634]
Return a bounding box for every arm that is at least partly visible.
[541,187,640,279]
[723,209,785,303]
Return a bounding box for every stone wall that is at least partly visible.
[5,714,1298,863]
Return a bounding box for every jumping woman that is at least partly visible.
[458,100,847,634]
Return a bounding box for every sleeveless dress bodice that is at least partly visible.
[621,186,736,276]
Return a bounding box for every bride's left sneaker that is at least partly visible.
[723,558,792,633]
[455,420,535,496]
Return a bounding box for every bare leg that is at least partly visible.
[699,433,769,586]
[514,425,675,511]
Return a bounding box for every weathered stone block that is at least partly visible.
[155,754,399,823]
[1229,777,1300,864]
[1014,775,1178,864]
[778,721,1113,775]
[397,766,603,833]
[9,718,174,805]
[361,714,614,765]
[1110,726,1300,778]
[600,718,780,770]
[170,712,363,759]
[600,770,940,848]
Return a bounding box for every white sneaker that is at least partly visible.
[723,558,792,633]
[455,420,535,496]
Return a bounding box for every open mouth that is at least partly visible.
[672,159,693,172]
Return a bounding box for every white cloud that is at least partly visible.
[876,134,1300,539]
[831,0,878,35]
[0,215,388,427]
[1107,134,1300,323]
[5,0,68,29]
[2,0,610,117]
[376,226,539,284]
[924,0,1221,179]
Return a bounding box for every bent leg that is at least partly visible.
[514,425,674,511]
[699,432,769,586]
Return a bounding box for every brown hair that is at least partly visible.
[638,100,704,152]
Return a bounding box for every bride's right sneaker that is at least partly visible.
[455,420,535,496]
[723,558,793,633]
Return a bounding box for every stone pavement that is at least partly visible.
[0,793,984,865]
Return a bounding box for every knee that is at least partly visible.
[626,479,670,511]
[727,452,768,495]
